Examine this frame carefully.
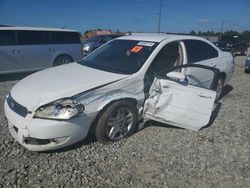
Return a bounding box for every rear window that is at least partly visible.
[51,31,80,44]
[0,30,16,46]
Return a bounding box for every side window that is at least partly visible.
[0,30,16,46]
[184,40,218,64]
[51,31,80,44]
[17,31,48,45]
[149,41,183,75]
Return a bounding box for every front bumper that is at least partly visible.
[4,100,94,151]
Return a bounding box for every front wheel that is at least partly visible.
[95,101,138,143]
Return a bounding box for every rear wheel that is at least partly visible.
[53,55,73,66]
[95,101,138,143]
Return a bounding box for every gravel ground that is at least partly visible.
[0,55,250,187]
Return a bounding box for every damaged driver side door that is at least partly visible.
[143,64,220,131]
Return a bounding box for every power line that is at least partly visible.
[157,0,163,33]
[219,21,224,40]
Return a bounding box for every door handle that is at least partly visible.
[198,94,212,99]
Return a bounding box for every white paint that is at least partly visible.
[137,42,155,47]
[11,63,129,111]
[4,33,234,151]
[144,78,216,131]
[166,71,186,81]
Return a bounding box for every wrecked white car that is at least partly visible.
[4,34,234,151]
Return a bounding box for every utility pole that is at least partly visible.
[157,0,163,33]
[219,21,224,40]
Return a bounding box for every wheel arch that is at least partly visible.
[219,72,227,80]
[86,97,138,138]
[53,54,74,66]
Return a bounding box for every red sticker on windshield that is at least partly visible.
[130,46,143,53]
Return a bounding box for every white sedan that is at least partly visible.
[4,34,234,151]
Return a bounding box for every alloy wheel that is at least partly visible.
[106,107,133,140]
[58,58,71,65]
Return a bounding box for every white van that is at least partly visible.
[0,27,84,74]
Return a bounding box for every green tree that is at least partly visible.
[197,30,203,36]
[189,30,196,35]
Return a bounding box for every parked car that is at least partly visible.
[245,56,250,73]
[82,34,122,55]
[233,43,248,56]
[213,41,232,52]
[0,27,84,74]
[4,34,234,151]
[220,35,240,49]
[220,35,248,56]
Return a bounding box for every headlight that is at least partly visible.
[34,99,84,120]
[83,45,90,52]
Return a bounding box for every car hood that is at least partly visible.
[11,63,129,111]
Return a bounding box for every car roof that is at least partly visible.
[0,26,77,32]
[118,33,205,42]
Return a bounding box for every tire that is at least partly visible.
[53,55,73,66]
[95,100,138,143]
[216,77,225,101]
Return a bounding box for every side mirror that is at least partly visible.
[166,71,186,81]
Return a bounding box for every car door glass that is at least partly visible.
[0,30,16,46]
[168,64,219,90]
[183,67,216,89]
[17,31,46,45]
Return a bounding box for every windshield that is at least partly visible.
[78,39,158,74]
